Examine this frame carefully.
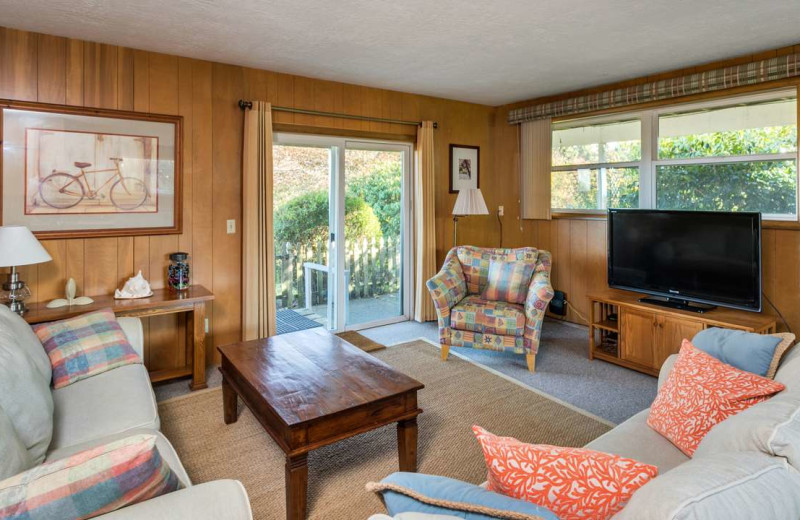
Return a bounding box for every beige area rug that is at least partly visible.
[159,340,611,520]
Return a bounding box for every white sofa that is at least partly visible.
[0,306,252,519]
[371,342,800,519]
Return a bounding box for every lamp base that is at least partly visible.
[2,267,30,315]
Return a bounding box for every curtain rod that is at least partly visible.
[238,100,437,128]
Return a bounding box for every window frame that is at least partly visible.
[550,88,799,221]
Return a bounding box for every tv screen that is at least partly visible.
[607,209,761,312]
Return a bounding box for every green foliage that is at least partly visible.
[348,163,402,237]
[274,190,382,246]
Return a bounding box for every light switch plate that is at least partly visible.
[204,318,209,334]
[498,205,504,216]
[226,219,236,234]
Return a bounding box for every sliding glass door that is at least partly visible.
[272,133,411,334]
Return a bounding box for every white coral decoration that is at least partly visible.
[114,271,153,299]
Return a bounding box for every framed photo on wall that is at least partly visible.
[449,144,479,193]
[1,100,182,239]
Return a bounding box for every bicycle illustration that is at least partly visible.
[38,157,150,211]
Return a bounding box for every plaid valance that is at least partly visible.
[508,53,800,124]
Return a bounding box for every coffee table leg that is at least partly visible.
[285,453,308,520]
[397,418,418,472]
[222,377,239,425]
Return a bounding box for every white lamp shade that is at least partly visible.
[0,226,52,267]
[452,188,489,216]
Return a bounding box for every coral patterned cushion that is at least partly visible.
[33,309,141,389]
[647,340,785,457]
[481,260,535,304]
[473,425,657,520]
[0,434,181,519]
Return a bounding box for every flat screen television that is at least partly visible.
[607,209,761,313]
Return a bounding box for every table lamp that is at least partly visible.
[452,188,489,246]
[0,226,52,315]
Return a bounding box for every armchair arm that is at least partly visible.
[97,480,252,520]
[425,249,467,338]
[523,251,555,355]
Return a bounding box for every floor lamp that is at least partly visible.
[452,188,489,246]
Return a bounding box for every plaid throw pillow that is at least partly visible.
[481,260,535,304]
[33,309,141,389]
[0,434,181,519]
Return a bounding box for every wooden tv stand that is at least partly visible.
[588,289,777,377]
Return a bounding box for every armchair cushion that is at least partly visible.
[456,246,539,295]
[451,296,525,336]
[481,260,535,304]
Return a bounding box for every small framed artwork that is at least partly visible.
[449,144,479,193]
[1,100,182,239]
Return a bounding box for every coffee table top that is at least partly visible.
[217,328,424,427]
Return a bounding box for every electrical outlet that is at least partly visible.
[226,219,236,234]
[204,318,209,334]
[498,205,504,216]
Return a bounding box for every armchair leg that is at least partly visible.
[526,353,536,373]
[441,344,450,361]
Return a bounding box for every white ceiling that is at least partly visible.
[2,0,800,106]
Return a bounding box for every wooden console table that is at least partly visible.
[588,289,777,377]
[24,285,214,390]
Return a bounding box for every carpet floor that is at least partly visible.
[159,340,611,520]
[360,319,658,424]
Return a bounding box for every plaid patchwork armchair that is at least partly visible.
[426,246,554,372]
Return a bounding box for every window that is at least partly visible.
[550,90,798,219]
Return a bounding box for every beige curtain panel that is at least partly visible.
[414,121,437,322]
[520,118,552,220]
[242,101,277,340]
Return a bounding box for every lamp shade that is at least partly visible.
[0,226,52,267]
[452,188,489,216]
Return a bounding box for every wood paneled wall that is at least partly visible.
[491,45,800,334]
[0,26,495,369]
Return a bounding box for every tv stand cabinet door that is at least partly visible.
[654,316,704,368]
[619,308,656,368]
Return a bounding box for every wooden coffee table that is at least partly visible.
[217,328,424,520]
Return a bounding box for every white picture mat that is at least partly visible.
[451,146,479,191]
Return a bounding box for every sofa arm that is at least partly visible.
[118,317,144,359]
[425,250,466,330]
[97,480,252,520]
[658,354,678,390]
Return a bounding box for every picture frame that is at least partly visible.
[449,144,479,193]
[0,99,182,239]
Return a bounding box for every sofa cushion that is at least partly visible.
[0,331,54,465]
[46,428,191,489]
[368,472,558,520]
[0,433,182,520]
[614,452,800,520]
[49,364,159,451]
[0,305,51,382]
[473,426,657,520]
[455,246,539,295]
[0,404,32,481]
[481,260,535,305]
[451,296,525,336]
[33,309,141,389]
[691,327,793,378]
[647,340,784,456]
[584,409,689,474]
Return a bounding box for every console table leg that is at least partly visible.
[397,418,418,472]
[285,453,308,520]
[190,302,208,391]
[222,377,239,424]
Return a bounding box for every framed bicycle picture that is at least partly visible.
[0,100,182,239]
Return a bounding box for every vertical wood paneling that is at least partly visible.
[0,27,37,100]
[36,34,65,104]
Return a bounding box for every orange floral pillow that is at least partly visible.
[647,339,785,457]
[472,425,657,520]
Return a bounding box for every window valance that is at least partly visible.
[508,53,800,124]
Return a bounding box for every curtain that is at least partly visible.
[509,52,800,123]
[414,121,437,322]
[520,118,552,220]
[242,101,276,340]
